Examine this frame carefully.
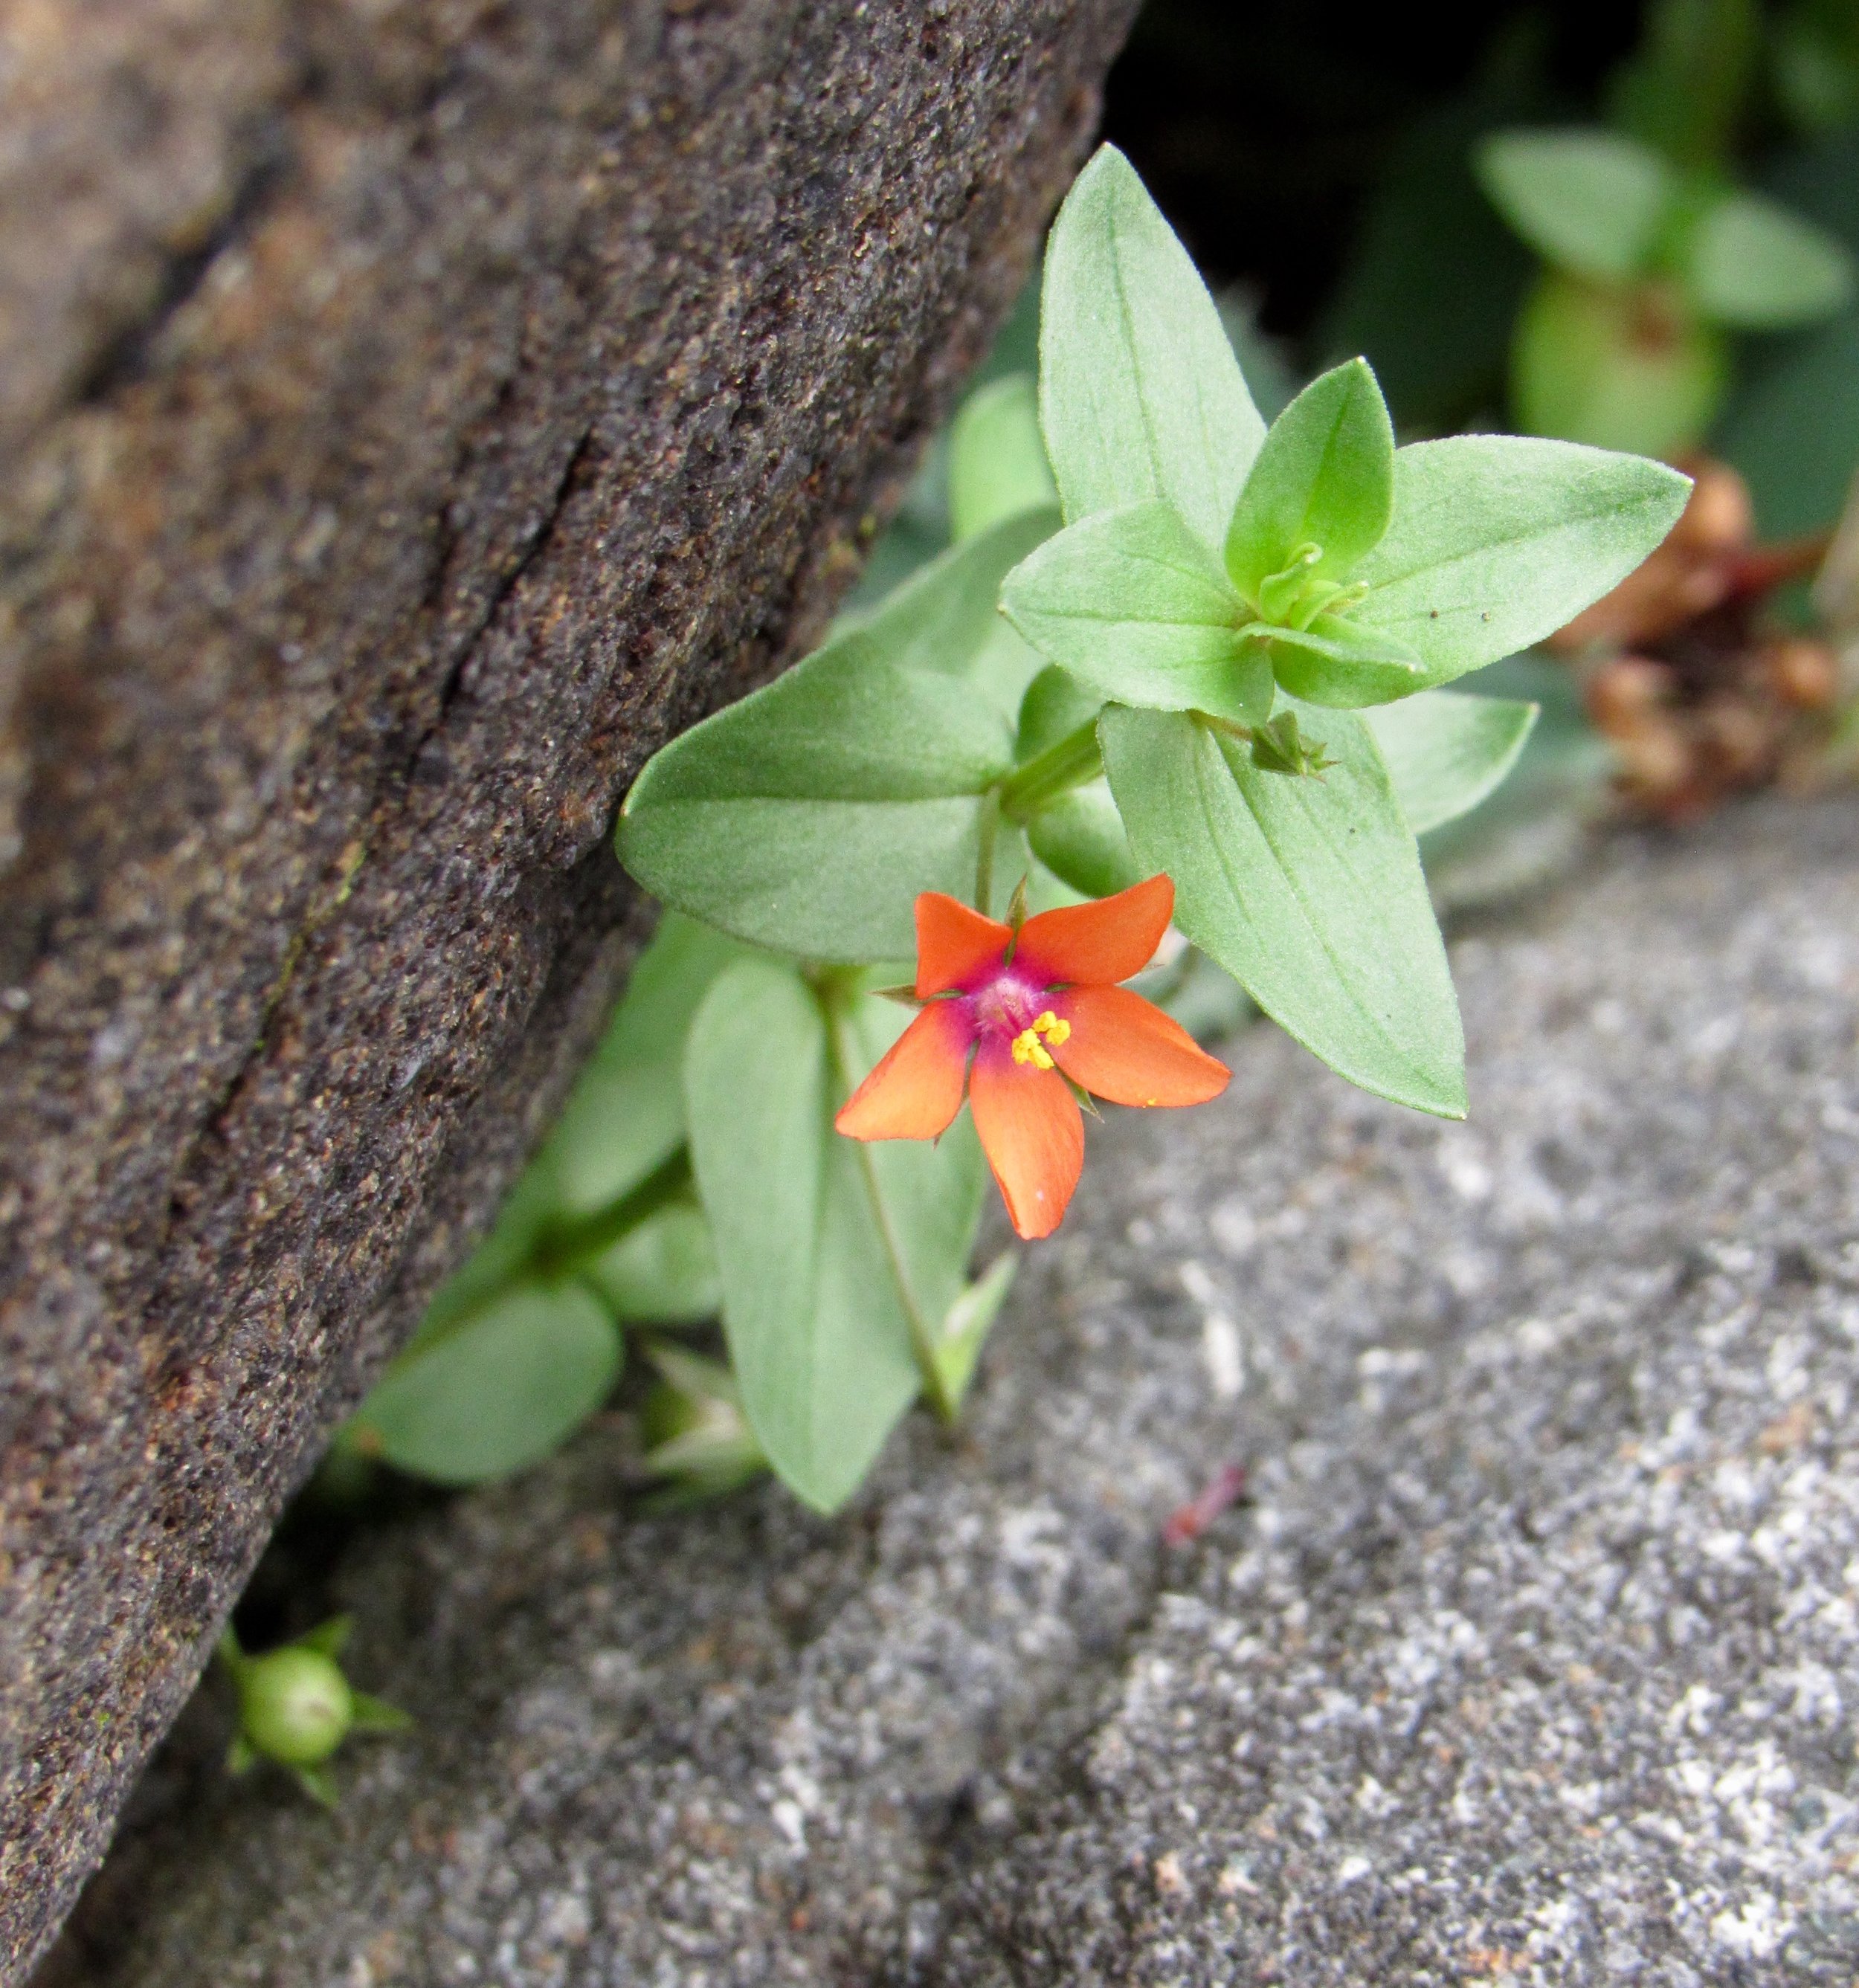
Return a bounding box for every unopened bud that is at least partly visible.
[236,1647,353,1766]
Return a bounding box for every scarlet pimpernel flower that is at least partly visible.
[835,875,1229,1239]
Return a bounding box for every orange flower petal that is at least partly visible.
[915,892,1013,998]
[968,1042,1084,1240]
[1048,984,1230,1108]
[1014,874,1174,988]
[835,1000,971,1141]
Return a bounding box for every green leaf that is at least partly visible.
[1364,690,1539,835]
[1476,129,1674,282]
[845,506,1059,681]
[1263,615,1426,711]
[583,1196,719,1322]
[619,627,1014,961]
[1223,359,1396,597]
[932,1252,1017,1411]
[1353,436,1692,684]
[1684,190,1855,329]
[1002,500,1272,723]
[686,964,987,1510]
[1015,662,1104,761]
[1025,782,1144,900]
[1039,144,1266,546]
[547,914,753,1214]
[948,375,1059,540]
[352,1282,622,1485]
[1101,704,1466,1117]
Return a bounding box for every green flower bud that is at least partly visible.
[236,1646,354,1766]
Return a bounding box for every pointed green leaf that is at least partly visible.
[1476,129,1674,281]
[1684,190,1855,329]
[352,1283,622,1485]
[1223,359,1396,597]
[1101,704,1466,1117]
[1040,144,1265,545]
[619,627,1014,961]
[1025,783,1143,900]
[949,375,1059,540]
[1353,436,1692,684]
[1263,614,1427,710]
[845,506,1059,679]
[1365,691,1539,835]
[1002,500,1272,723]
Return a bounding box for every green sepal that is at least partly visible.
[1001,500,1273,725]
[1223,358,1396,598]
[226,1734,256,1776]
[294,1766,340,1810]
[348,1693,413,1735]
[1039,143,1266,545]
[297,1615,352,1661]
[1101,703,1466,1118]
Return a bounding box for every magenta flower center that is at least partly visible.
[963,967,1049,1040]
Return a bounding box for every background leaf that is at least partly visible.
[583,1198,719,1323]
[1476,129,1674,281]
[948,375,1059,541]
[1354,436,1692,682]
[352,1284,622,1485]
[1365,690,1540,835]
[1102,703,1466,1117]
[1223,358,1396,596]
[1039,143,1265,546]
[1002,500,1272,723]
[1684,189,1855,328]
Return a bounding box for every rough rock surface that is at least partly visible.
[0,1,1136,1969]
[47,793,1859,1986]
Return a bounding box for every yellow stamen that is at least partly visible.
[1010,1010,1069,1068]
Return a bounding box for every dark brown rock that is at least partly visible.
[0,3,1138,1974]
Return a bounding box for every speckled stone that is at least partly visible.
[0,3,1137,1972]
[45,793,1859,1987]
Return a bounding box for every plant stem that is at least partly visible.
[529,1143,694,1282]
[822,993,959,1422]
[997,717,1104,822]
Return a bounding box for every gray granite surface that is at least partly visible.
[45,793,1859,1985]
